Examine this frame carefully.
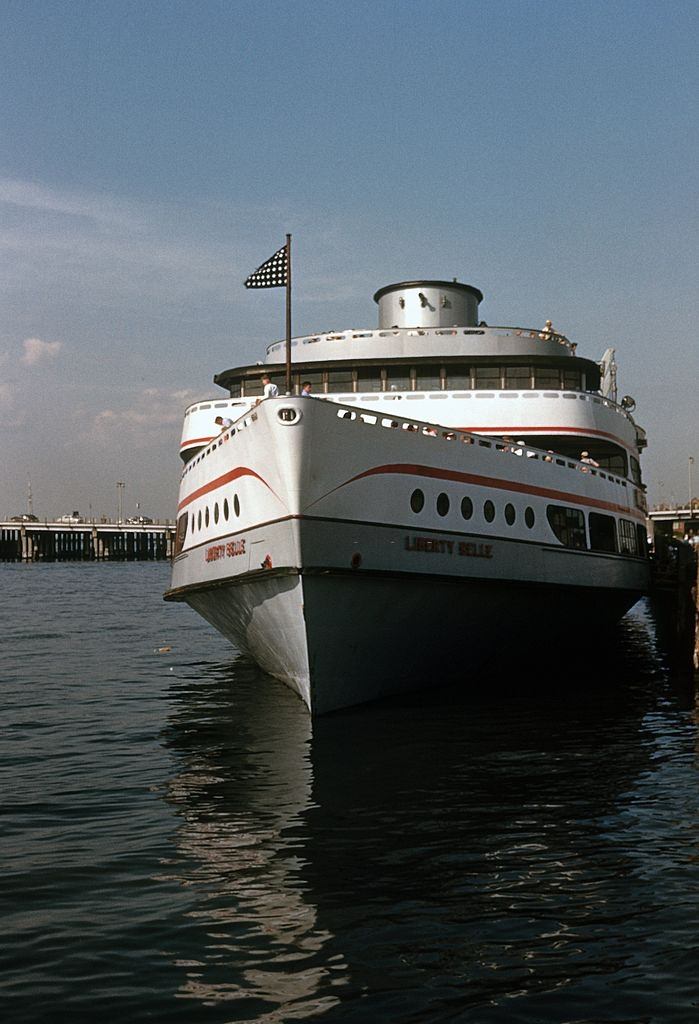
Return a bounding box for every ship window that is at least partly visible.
[630,456,642,486]
[589,512,617,552]
[436,492,450,517]
[214,502,219,524]
[504,503,516,525]
[175,513,188,555]
[598,452,627,476]
[618,518,639,555]
[190,513,195,533]
[416,365,443,391]
[535,367,561,389]
[234,494,240,517]
[503,366,531,390]
[386,366,412,392]
[410,488,424,514]
[636,524,647,556]
[446,364,471,389]
[223,498,229,521]
[327,369,355,393]
[461,496,473,520]
[197,510,202,531]
[228,382,241,398]
[562,369,581,390]
[475,366,501,389]
[546,505,587,548]
[205,506,210,528]
[356,368,383,392]
[525,506,535,528]
[484,499,495,522]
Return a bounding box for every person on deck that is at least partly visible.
[262,375,279,398]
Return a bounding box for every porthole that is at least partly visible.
[205,506,210,527]
[190,513,195,532]
[436,492,450,517]
[197,510,202,530]
[277,406,301,424]
[461,496,473,520]
[223,498,229,521]
[410,488,425,514]
[525,506,536,528]
[505,503,516,526]
[234,494,240,517]
[484,500,495,523]
[214,502,219,524]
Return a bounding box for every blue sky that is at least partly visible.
[1,0,697,518]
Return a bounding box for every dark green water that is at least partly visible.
[2,563,698,1023]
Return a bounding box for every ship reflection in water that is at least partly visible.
[160,662,346,1021]
[161,601,699,1023]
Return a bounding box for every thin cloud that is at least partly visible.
[88,387,202,448]
[21,337,63,366]
[0,177,138,228]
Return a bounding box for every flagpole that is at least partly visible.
[285,233,292,395]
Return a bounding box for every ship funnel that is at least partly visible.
[373,279,483,329]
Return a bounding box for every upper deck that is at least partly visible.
[214,323,599,397]
[216,277,586,390]
[264,323,577,362]
[203,276,644,474]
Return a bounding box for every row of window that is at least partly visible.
[230,364,589,397]
[408,488,645,557]
[546,506,646,556]
[410,488,537,528]
[187,494,241,535]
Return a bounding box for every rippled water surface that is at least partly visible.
[2,563,698,1023]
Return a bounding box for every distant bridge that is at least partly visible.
[0,520,175,562]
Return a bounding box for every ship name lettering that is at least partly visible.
[404,536,454,554]
[403,536,493,559]
[205,539,246,562]
[458,541,493,559]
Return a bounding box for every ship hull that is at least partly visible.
[171,566,642,714]
[166,397,649,714]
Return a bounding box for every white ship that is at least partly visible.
[165,278,650,714]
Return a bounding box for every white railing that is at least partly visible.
[335,407,630,490]
[265,324,574,356]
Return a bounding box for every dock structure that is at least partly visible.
[0,521,175,562]
[648,504,699,542]
[648,506,699,677]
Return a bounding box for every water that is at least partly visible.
[2,563,698,1023]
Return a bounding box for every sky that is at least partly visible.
[1,0,697,520]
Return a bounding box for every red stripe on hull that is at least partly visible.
[337,463,640,518]
[181,436,215,448]
[178,467,277,511]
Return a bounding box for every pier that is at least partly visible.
[648,506,699,677]
[0,521,175,562]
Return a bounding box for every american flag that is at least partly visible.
[244,245,288,288]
